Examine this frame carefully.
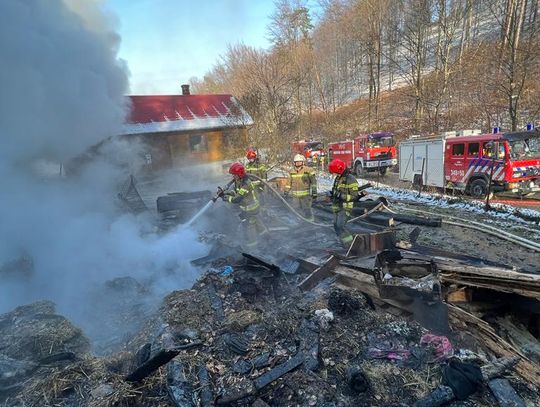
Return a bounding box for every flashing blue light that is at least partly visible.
[492,127,500,134]
[526,123,534,131]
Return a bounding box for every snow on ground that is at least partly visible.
[270,167,540,241]
[312,170,540,241]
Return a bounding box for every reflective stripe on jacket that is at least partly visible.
[285,166,317,197]
[245,161,268,182]
[227,177,260,212]
[331,170,359,213]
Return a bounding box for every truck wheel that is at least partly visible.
[469,179,488,198]
[355,163,364,177]
[378,167,387,176]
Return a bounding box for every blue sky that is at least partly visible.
[107,0,276,95]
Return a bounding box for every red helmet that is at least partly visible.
[246,150,257,160]
[329,159,346,175]
[229,162,246,178]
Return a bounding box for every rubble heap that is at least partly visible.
[2,250,539,406]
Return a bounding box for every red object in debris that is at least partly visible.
[329,159,346,175]
[246,150,257,160]
[420,334,453,361]
[229,162,246,178]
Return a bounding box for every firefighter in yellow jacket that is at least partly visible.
[219,162,267,248]
[245,149,268,191]
[285,154,318,221]
[328,158,359,247]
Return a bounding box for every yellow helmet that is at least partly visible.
[293,154,306,163]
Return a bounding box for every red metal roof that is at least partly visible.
[127,94,241,124]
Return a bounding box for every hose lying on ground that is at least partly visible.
[393,205,540,253]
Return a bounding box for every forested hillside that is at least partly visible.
[192,0,539,158]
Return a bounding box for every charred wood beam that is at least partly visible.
[126,342,202,383]
[364,213,395,227]
[253,352,305,390]
[134,343,151,368]
[126,349,180,383]
[232,352,271,375]
[399,246,513,269]
[242,253,281,275]
[298,255,339,291]
[216,353,305,406]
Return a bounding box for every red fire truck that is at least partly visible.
[291,140,325,165]
[399,129,540,197]
[327,132,397,176]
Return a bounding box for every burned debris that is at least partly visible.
[1,178,539,407]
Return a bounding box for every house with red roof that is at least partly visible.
[122,85,253,170]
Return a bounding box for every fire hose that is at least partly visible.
[248,175,385,228]
[392,206,540,253]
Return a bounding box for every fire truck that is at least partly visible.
[327,132,397,176]
[291,140,325,165]
[398,129,540,197]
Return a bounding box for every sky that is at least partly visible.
[106,0,276,95]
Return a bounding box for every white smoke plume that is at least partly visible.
[0,0,207,347]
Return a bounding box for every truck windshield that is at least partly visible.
[508,138,540,160]
[305,142,323,150]
[367,136,394,148]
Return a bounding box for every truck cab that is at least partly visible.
[327,132,397,176]
[443,129,540,197]
[353,132,397,176]
[291,140,325,166]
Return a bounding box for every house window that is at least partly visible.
[452,143,465,156]
[189,134,206,152]
[468,143,479,156]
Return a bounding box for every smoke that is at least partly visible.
[0,0,207,348]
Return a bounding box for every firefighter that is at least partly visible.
[312,153,319,170]
[245,149,268,190]
[219,162,267,249]
[328,158,359,247]
[285,154,318,221]
[320,153,327,171]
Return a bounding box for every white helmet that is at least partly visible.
[293,154,306,163]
